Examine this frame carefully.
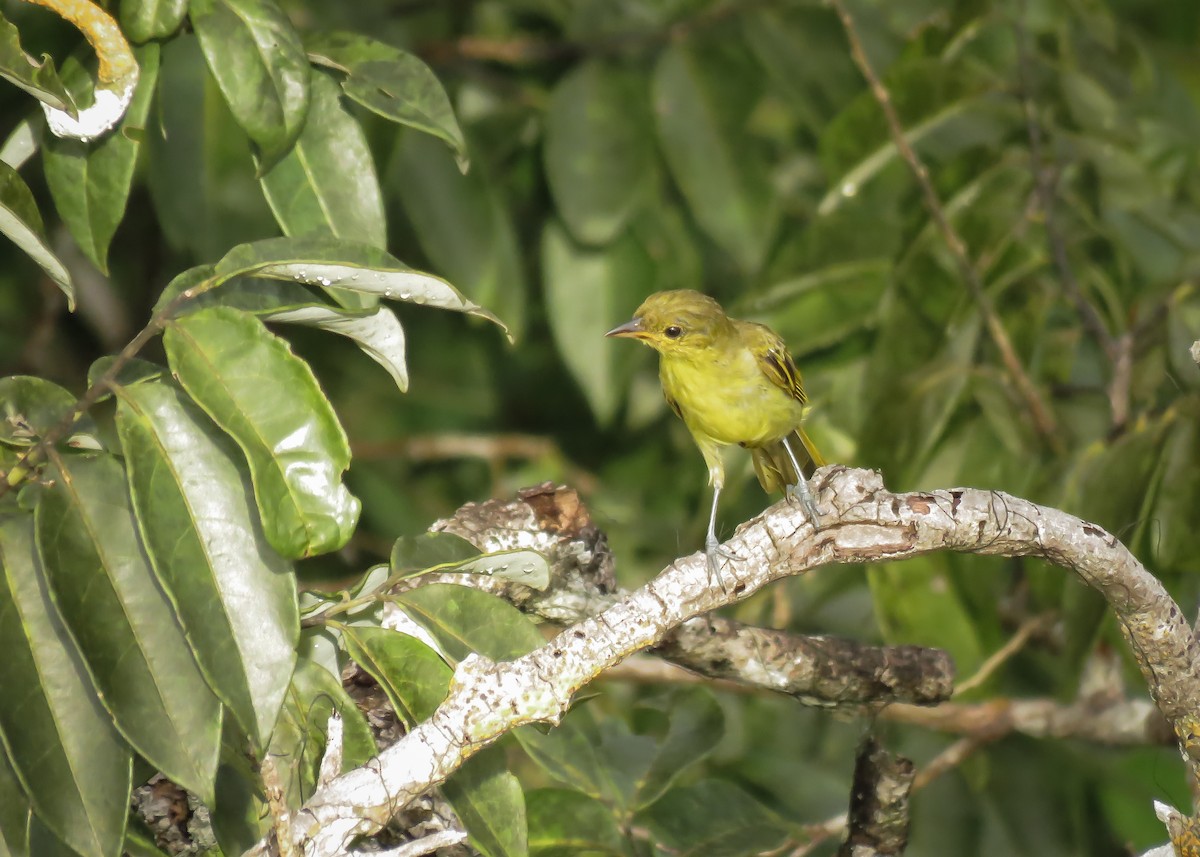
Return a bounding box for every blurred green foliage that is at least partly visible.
[1,0,1200,854]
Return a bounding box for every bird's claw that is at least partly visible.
[786,478,821,529]
[704,535,738,591]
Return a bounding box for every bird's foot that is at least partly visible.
[786,478,821,530]
[704,534,738,592]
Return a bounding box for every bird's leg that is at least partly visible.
[704,483,737,589]
[781,436,821,529]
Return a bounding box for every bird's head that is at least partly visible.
[605,290,732,354]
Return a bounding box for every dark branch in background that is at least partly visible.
[1011,9,1133,432]
[829,0,1061,450]
[837,737,914,857]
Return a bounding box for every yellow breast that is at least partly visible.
[659,346,803,448]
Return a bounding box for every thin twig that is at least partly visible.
[829,0,1061,449]
[954,612,1055,697]
[1,282,214,496]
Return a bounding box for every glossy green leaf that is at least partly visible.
[43,45,160,273]
[527,789,622,856]
[340,624,451,726]
[633,688,724,810]
[638,780,791,856]
[541,221,654,425]
[26,815,82,857]
[260,72,385,255]
[119,0,188,42]
[394,583,544,663]
[266,304,410,392]
[391,531,480,577]
[306,31,467,169]
[0,749,28,857]
[544,60,653,245]
[0,161,73,309]
[196,236,507,335]
[443,745,528,857]
[190,0,310,171]
[113,379,299,747]
[35,455,222,801]
[653,37,776,274]
[268,657,376,807]
[0,376,94,447]
[0,514,132,857]
[0,119,37,170]
[163,306,361,559]
[0,11,71,112]
[390,131,528,339]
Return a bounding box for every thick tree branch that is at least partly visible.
[262,467,1200,856]
[838,737,914,857]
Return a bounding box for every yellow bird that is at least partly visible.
[606,289,824,582]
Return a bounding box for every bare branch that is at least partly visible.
[266,467,1200,856]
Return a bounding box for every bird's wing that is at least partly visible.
[742,321,807,405]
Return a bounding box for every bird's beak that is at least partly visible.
[605,317,645,339]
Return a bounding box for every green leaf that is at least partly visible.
[27,815,84,857]
[0,161,73,310]
[0,514,132,857]
[193,235,508,336]
[189,0,310,171]
[43,45,161,273]
[340,624,451,726]
[35,455,222,801]
[527,789,622,856]
[267,304,410,392]
[443,745,528,857]
[121,819,171,857]
[0,376,98,448]
[638,780,791,856]
[0,118,37,170]
[394,583,544,663]
[306,31,467,169]
[633,688,724,811]
[541,221,654,425]
[113,378,299,748]
[260,71,385,254]
[163,306,361,559]
[119,0,188,43]
[390,532,549,588]
[544,60,653,245]
[390,131,528,339]
[653,36,776,274]
[0,11,72,112]
[268,657,376,807]
[517,708,655,817]
[0,749,28,857]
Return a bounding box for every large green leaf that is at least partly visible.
[0,749,27,857]
[390,132,529,339]
[260,72,386,254]
[0,376,98,449]
[35,455,222,801]
[43,45,161,273]
[189,0,310,171]
[0,515,131,857]
[632,688,724,811]
[442,746,528,857]
[541,221,654,425]
[394,583,544,663]
[527,789,623,856]
[653,36,776,274]
[119,0,188,43]
[544,60,654,245]
[341,624,450,726]
[113,378,299,748]
[163,306,360,559]
[638,780,792,856]
[306,31,467,169]
[0,161,73,309]
[0,11,71,112]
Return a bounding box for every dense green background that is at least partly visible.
[2,0,1200,854]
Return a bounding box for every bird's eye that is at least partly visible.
[664,325,683,339]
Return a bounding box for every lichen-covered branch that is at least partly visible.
[267,467,1200,856]
[837,737,914,857]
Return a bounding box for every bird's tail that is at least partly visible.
[750,426,825,495]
